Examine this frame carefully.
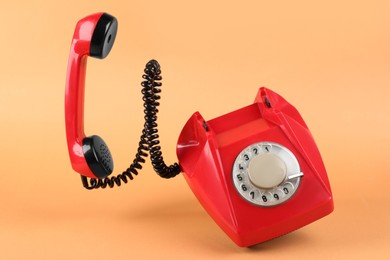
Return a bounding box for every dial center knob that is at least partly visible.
[248,153,287,189]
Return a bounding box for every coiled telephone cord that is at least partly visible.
[81,59,181,189]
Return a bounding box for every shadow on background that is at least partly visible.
[123,196,309,254]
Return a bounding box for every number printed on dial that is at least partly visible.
[232,142,303,207]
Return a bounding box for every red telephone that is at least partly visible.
[65,12,333,247]
[177,87,333,246]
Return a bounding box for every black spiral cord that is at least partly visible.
[81,59,181,189]
[142,60,182,178]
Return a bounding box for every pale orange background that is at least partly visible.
[0,0,389,259]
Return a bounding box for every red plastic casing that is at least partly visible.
[177,87,333,247]
[65,13,104,178]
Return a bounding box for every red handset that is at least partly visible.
[177,87,334,247]
[65,14,179,189]
[65,12,118,179]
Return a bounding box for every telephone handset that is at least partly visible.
[65,12,333,247]
[65,12,180,189]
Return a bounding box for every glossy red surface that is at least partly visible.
[177,87,334,247]
[65,13,104,178]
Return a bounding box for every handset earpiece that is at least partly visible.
[90,13,118,59]
[65,12,117,179]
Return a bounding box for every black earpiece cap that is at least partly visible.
[83,135,114,179]
[90,13,118,59]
